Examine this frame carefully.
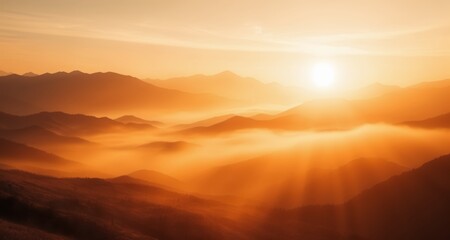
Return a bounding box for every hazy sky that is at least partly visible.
[1,0,450,87]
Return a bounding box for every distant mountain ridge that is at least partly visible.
[148,71,303,105]
[0,111,153,136]
[0,138,79,167]
[0,125,94,147]
[115,115,163,127]
[0,71,237,116]
[401,112,450,129]
[347,82,401,99]
[22,72,38,77]
[182,81,450,134]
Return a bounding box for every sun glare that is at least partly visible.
[311,62,336,89]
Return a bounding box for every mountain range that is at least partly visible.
[0,111,153,136]
[1,154,449,239]
[181,79,450,134]
[0,71,236,116]
[148,71,303,105]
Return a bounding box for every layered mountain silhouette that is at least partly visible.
[0,169,249,240]
[1,154,448,239]
[148,71,303,105]
[191,157,407,207]
[182,99,365,134]
[22,72,38,77]
[263,154,450,240]
[0,111,153,136]
[183,80,450,134]
[115,115,163,127]
[126,169,184,190]
[0,138,79,169]
[174,114,236,129]
[0,126,94,148]
[0,67,448,240]
[0,71,236,115]
[0,218,67,240]
[401,112,450,129]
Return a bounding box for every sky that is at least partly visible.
[1,0,450,88]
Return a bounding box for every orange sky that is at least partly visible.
[1,0,450,88]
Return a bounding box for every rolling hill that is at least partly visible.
[126,169,184,190]
[0,169,250,240]
[1,154,449,240]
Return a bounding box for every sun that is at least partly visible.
[311,62,336,89]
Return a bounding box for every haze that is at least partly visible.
[1,1,450,240]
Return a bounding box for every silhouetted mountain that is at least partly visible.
[22,72,38,77]
[183,115,262,134]
[0,219,68,240]
[0,169,248,240]
[107,175,167,190]
[0,71,236,115]
[0,111,153,136]
[127,169,184,190]
[0,126,94,148]
[0,138,79,168]
[115,115,163,127]
[148,71,303,105]
[174,114,236,129]
[401,112,450,129]
[184,99,363,134]
[266,154,450,240]
[1,154,448,240]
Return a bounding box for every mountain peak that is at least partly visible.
[22,72,38,77]
[69,70,85,75]
[215,70,239,78]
